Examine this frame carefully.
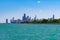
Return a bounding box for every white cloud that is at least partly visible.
[37,0,41,4]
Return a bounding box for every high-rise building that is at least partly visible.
[12,17,14,21]
[34,15,37,20]
[10,17,15,23]
[52,14,55,20]
[22,13,27,22]
[26,16,30,22]
[6,19,8,23]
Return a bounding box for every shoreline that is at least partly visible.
[0,23,60,24]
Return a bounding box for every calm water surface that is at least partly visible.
[0,24,60,40]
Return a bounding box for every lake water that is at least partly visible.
[0,24,60,40]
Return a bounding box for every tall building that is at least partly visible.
[52,14,55,20]
[26,16,31,22]
[12,17,14,21]
[26,16,29,21]
[34,15,37,20]
[6,19,8,23]
[10,17,15,23]
[22,13,27,22]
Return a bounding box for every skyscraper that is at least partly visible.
[10,17,15,23]
[6,19,8,23]
[22,13,27,22]
[52,14,55,20]
[34,15,37,20]
[12,17,14,21]
[26,16,30,22]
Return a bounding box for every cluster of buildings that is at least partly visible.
[48,14,55,20]
[6,13,55,23]
[10,13,32,23]
[22,13,31,22]
[6,13,34,23]
[10,17,21,23]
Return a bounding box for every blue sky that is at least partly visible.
[0,0,60,23]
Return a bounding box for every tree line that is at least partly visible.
[21,18,60,24]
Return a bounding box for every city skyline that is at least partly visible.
[0,0,60,23]
[9,13,55,24]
